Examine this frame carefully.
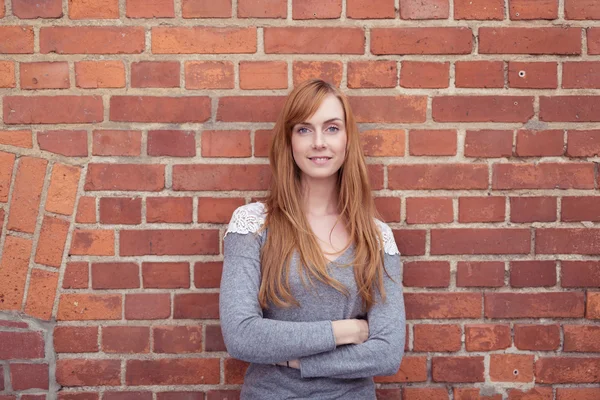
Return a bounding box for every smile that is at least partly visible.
[308,157,332,165]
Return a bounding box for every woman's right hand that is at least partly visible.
[331,319,369,346]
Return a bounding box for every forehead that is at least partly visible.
[303,94,344,123]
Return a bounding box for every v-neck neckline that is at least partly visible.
[324,243,354,266]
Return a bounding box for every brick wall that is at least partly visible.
[0,0,599,399]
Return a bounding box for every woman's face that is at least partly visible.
[291,94,347,183]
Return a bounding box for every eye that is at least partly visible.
[296,127,310,134]
[326,125,340,133]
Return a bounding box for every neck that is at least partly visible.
[300,174,339,216]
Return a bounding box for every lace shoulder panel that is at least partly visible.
[374,219,400,256]
[224,202,266,237]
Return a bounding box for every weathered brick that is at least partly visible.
[431,228,530,255]
[565,0,600,19]
[45,163,81,215]
[405,197,453,224]
[131,61,180,88]
[485,292,585,318]
[153,326,203,353]
[194,262,223,288]
[102,326,149,353]
[292,0,341,19]
[403,261,450,287]
[57,294,121,320]
[490,354,534,382]
[510,260,556,287]
[62,262,89,289]
[185,61,234,89]
[126,359,220,384]
[174,293,219,319]
[239,61,287,89]
[457,262,505,287]
[514,324,561,351]
[92,262,140,289]
[41,27,144,54]
[566,130,600,157]
[142,262,190,288]
[360,130,405,157]
[432,357,485,382]
[510,196,557,223]
[515,129,563,156]
[509,0,558,20]
[479,27,581,54]
[404,293,482,319]
[92,130,141,156]
[563,325,600,352]
[75,197,97,224]
[540,96,600,122]
[455,0,504,20]
[264,27,365,54]
[238,0,285,18]
[13,0,62,18]
[85,164,164,191]
[0,151,16,202]
[0,130,31,148]
[148,130,196,157]
[10,363,49,390]
[293,61,343,86]
[147,197,193,223]
[125,293,170,320]
[24,271,59,320]
[110,96,210,123]
[4,96,103,124]
[509,62,557,89]
[493,163,594,189]
[400,0,449,19]
[20,62,69,89]
[126,0,174,17]
[173,164,271,191]
[69,229,115,256]
[536,228,600,254]
[201,130,251,158]
[433,96,534,122]
[390,164,488,190]
[464,130,513,158]
[0,331,44,359]
[347,61,397,88]
[37,130,88,157]
[7,157,47,233]
[465,324,511,351]
[536,357,600,383]
[69,0,119,19]
[401,61,449,88]
[75,61,125,88]
[561,261,600,287]
[347,0,394,19]
[458,197,505,223]
[413,324,460,351]
[56,359,120,386]
[350,96,427,123]
[35,216,70,268]
[455,61,504,88]
[152,27,256,53]
[375,356,427,383]
[371,28,472,54]
[120,229,219,256]
[0,26,34,53]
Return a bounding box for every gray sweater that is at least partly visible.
[219,202,406,400]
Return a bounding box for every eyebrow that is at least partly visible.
[296,118,344,127]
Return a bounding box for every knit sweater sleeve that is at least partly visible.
[298,224,406,379]
[218,204,337,364]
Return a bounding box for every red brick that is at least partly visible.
[57,294,121,321]
[360,130,405,157]
[459,197,505,223]
[0,61,14,88]
[110,96,210,123]
[217,96,285,122]
[493,163,594,189]
[238,0,285,18]
[402,388,448,400]
[347,0,394,18]
[0,321,28,328]
[0,151,15,203]
[58,393,99,400]
[403,261,450,287]
[565,0,600,19]
[37,130,88,157]
[404,293,481,319]
[0,331,44,359]
[10,363,48,390]
[454,388,502,400]
[455,0,504,20]
[54,326,98,353]
[120,229,219,256]
[131,61,179,88]
[41,27,144,54]
[514,324,560,351]
[69,0,119,19]
[510,196,556,223]
[556,388,600,400]
[92,262,139,289]
[85,164,164,191]
[432,228,529,255]
[7,156,47,233]
[563,325,600,352]
[239,61,287,89]
[152,27,256,54]
[567,130,600,157]
[509,62,557,89]
[185,61,234,89]
[508,387,553,400]
[254,129,272,157]
[0,236,32,310]
[400,0,449,19]
[76,61,125,88]
[182,0,231,17]
[142,262,190,288]
[197,197,245,224]
[457,262,505,287]
[432,357,484,382]
[292,0,341,19]
[45,163,81,215]
[147,197,193,223]
[102,326,149,353]
[490,354,534,383]
[69,229,115,256]
[4,96,103,124]
[413,324,460,352]
[103,392,151,400]
[455,61,504,88]
[126,359,220,385]
[264,27,364,54]
[347,61,397,88]
[535,357,600,383]
[390,164,488,190]
[563,62,600,88]
[148,130,196,157]
[393,229,427,256]
[201,130,251,158]
[126,0,174,17]
[62,262,89,289]
[56,359,120,386]
[13,0,62,18]
[433,96,534,122]
[158,393,204,400]
[536,228,600,254]
[35,216,70,268]
[515,129,563,156]
[401,61,449,88]
[99,197,141,225]
[510,260,556,287]
[293,61,343,86]
[92,130,141,156]
[20,62,69,89]
[485,292,584,318]
[509,0,558,20]
[174,293,219,319]
[375,356,428,383]
[173,164,271,191]
[540,96,600,122]
[371,27,472,54]
[405,197,452,224]
[350,96,427,123]
[562,261,600,287]
[465,324,511,351]
[75,197,96,224]
[464,130,513,158]
[125,293,170,320]
[194,262,223,288]
[205,325,226,352]
[0,26,34,53]
[589,28,600,54]
[0,130,31,149]
[153,326,203,353]
[479,27,581,54]
[588,292,600,319]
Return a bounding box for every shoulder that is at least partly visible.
[374,218,400,256]
[224,202,267,237]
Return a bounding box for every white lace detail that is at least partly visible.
[375,219,400,256]
[224,202,266,237]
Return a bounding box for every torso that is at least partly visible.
[305,213,351,262]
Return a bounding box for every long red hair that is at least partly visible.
[259,79,388,312]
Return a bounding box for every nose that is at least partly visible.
[312,130,326,148]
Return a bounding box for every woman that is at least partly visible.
[219,79,405,399]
